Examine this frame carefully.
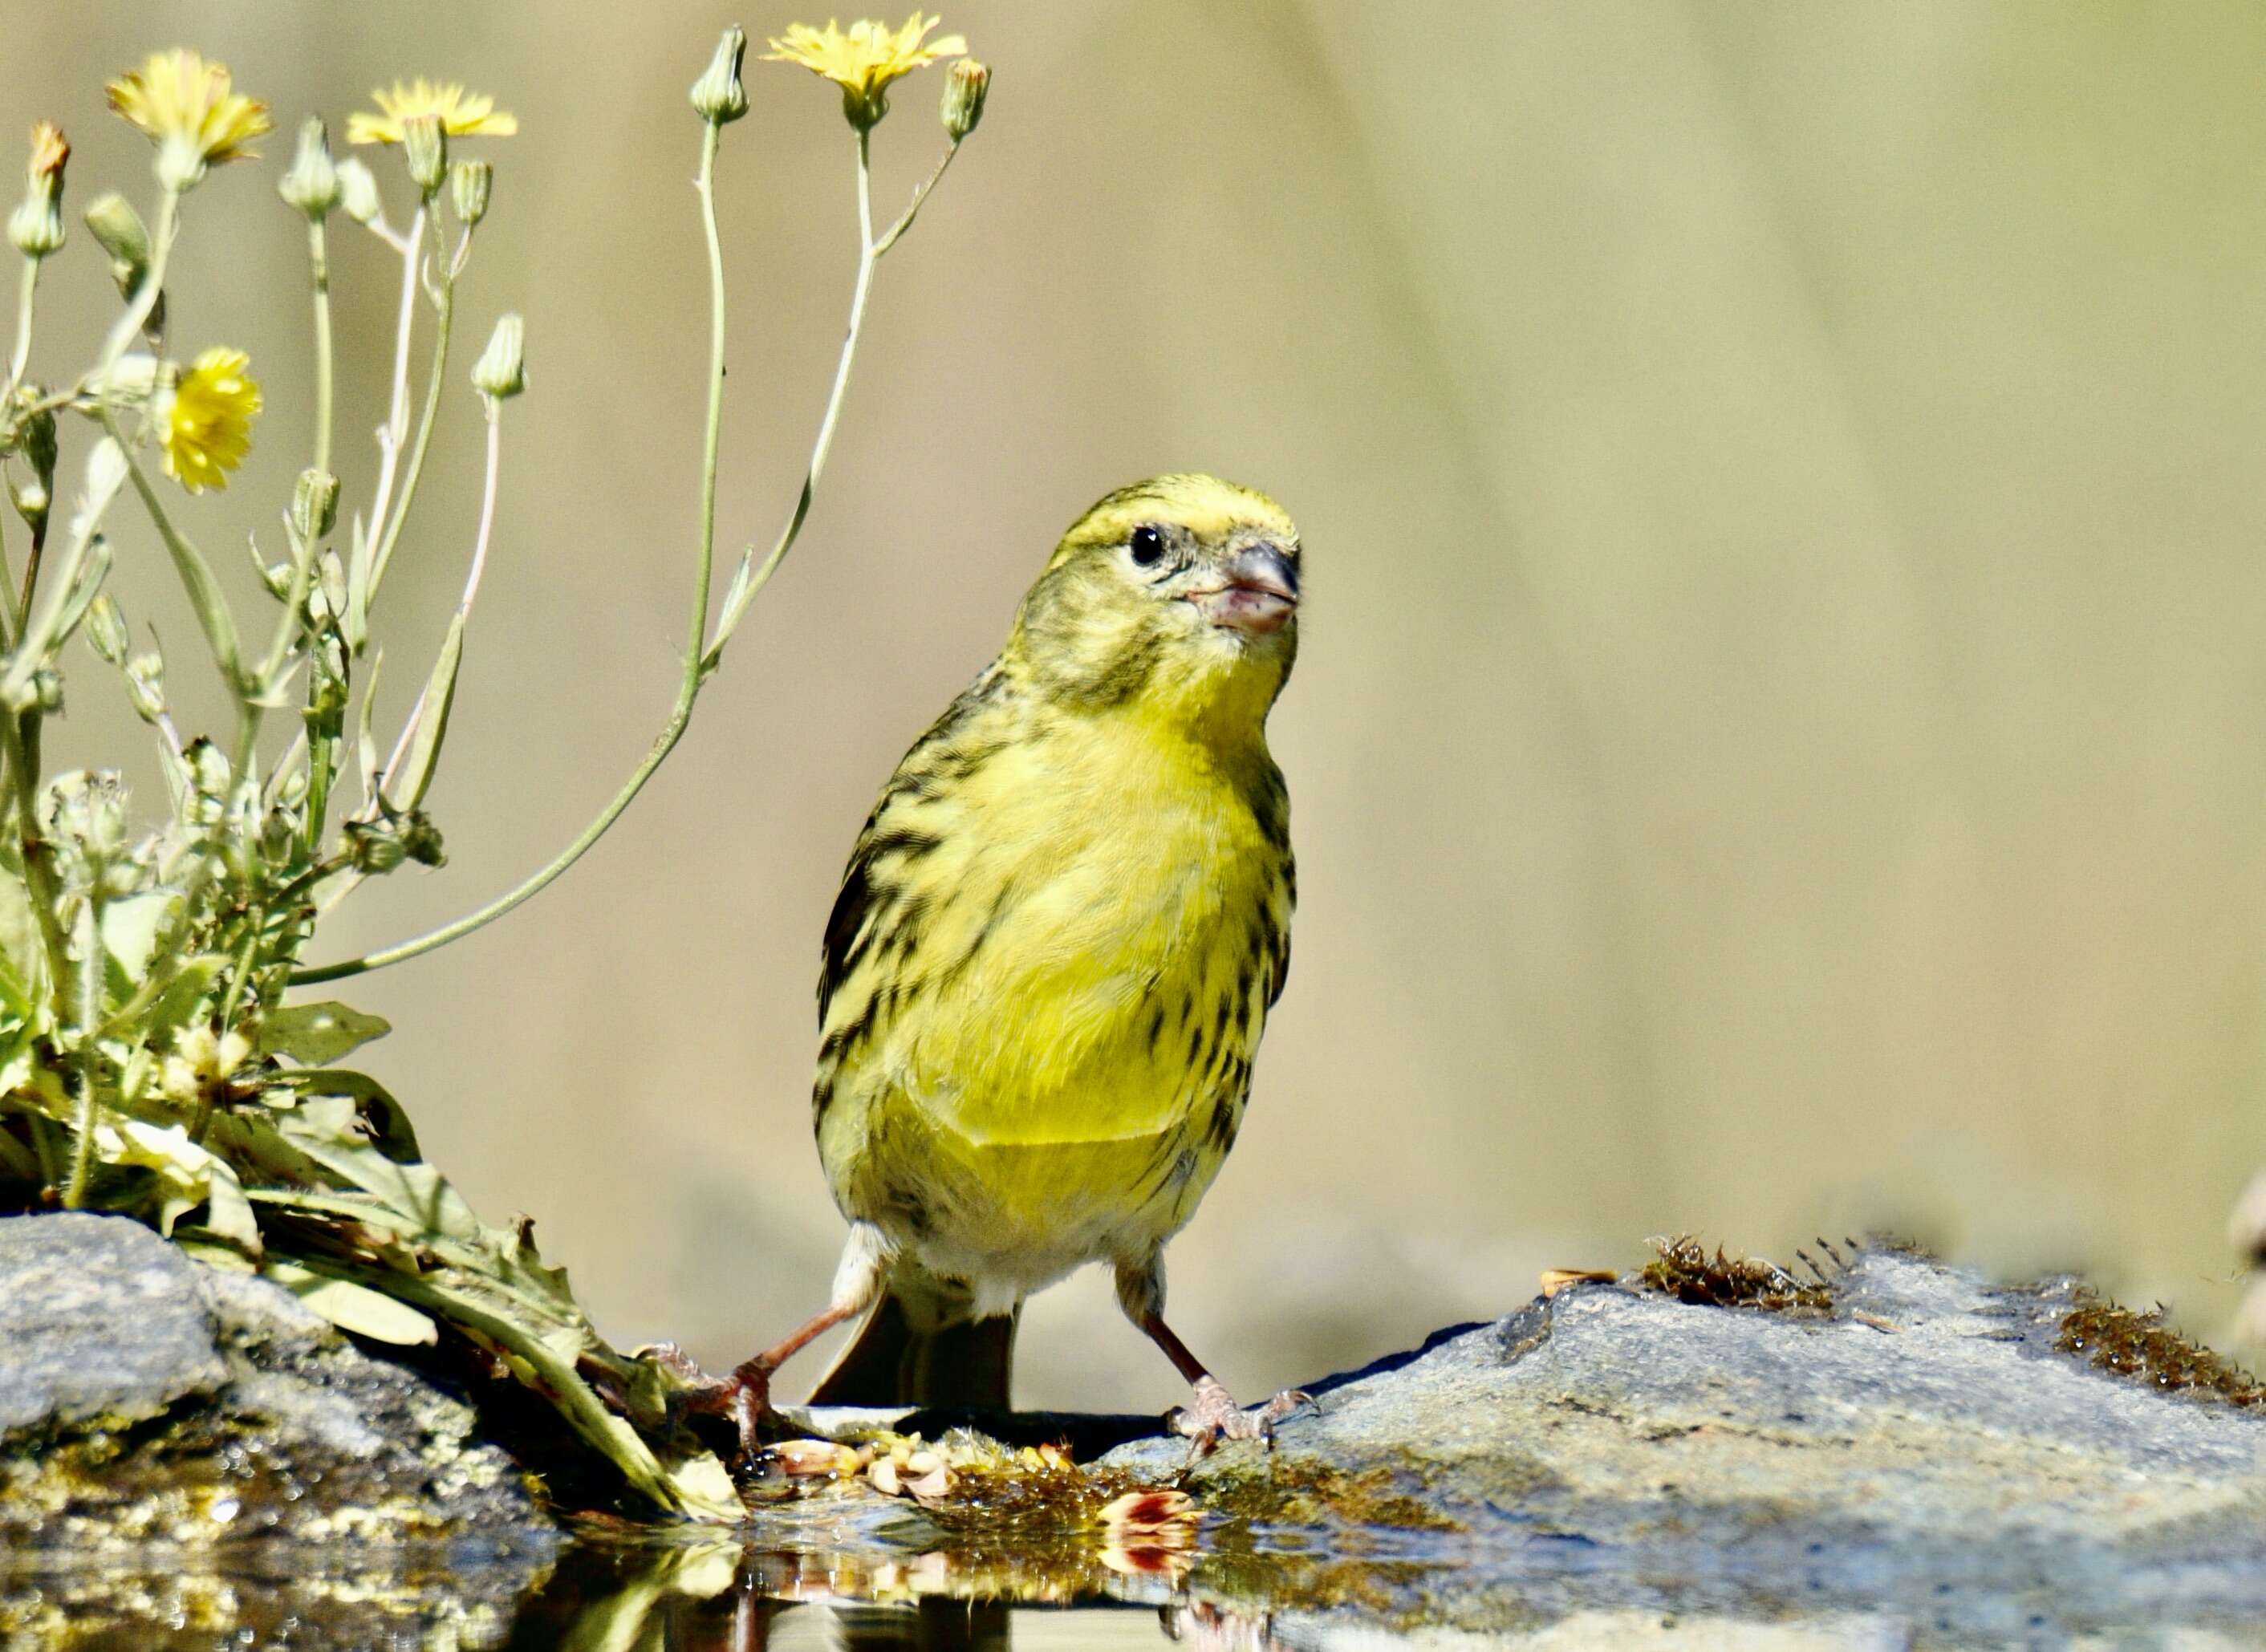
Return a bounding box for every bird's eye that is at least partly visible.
[1129,525,1167,567]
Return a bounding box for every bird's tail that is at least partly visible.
[806,1288,1019,1408]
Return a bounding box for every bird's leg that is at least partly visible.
[665,1222,888,1459]
[1116,1256,1314,1457]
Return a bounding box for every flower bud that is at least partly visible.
[401,113,446,194]
[9,475,47,534]
[14,401,55,483]
[344,817,407,875]
[186,737,231,802]
[399,810,446,867]
[449,159,492,227]
[941,59,989,142]
[278,116,339,220]
[291,466,339,543]
[124,651,166,723]
[83,594,129,664]
[31,667,62,714]
[334,156,383,225]
[8,123,68,258]
[691,26,750,124]
[83,191,150,297]
[471,312,526,400]
[9,195,62,258]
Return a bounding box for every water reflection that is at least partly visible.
[506,1524,1297,1651]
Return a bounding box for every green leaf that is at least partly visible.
[260,1001,391,1066]
[143,956,224,1045]
[272,1065,420,1159]
[265,1259,438,1346]
[0,861,44,1008]
[345,513,372,655]
[99,891,173,996]
[355,646,384,804]
[279,1094,480,1242]
[385,613,463,813]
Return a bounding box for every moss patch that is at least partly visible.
[1640,1236,1835,1314]
[2055,1291,2266,1408]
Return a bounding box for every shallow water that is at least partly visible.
[10,1509,2266,1650]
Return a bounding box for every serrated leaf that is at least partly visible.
[260,1001,391,1066]
[266,1260,438,1346]
[384,613,462,814]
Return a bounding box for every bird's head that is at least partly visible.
[1008,473,1301,734]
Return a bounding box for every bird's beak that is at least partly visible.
[1191,542,1298,635]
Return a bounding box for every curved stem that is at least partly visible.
[363,206,425,542]
[373,401,503,803]
[291,122,732,986]
[5,253,39,402]
[95,189,178,381]
[368,270,453,597]
[704,129,878,671]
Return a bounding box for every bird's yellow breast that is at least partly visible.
[814,688,1292,1257]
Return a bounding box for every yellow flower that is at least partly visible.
[106,51,271,190]
[347,80,518,146]
[764,13,967,129]
[160,347,261,495]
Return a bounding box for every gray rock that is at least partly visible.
[1088,1245,2266,1638]
[0,1210,554,1642]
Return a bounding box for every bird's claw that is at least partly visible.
[1168,1376,1318,1457]
[646,1340,777,1461]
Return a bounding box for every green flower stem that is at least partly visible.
[290,120,734,986]
[0,712,73,1045]
[62,892,105,1208]
[102,410,246,693]
[4,251,37,401]
[13,518,45,648]
[372,400,502,803]
[702,128,883,670]
[308,217,335,480]
[871,138,960,258]
[0,505,18,651]
[363,206,425,542]
[95,189,178,381]
[703,132,951,671]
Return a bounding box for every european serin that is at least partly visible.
[701,473,1306,1451]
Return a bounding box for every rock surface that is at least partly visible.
[8,1224,2266,1645]
[1090,1244,2266,1637]
[0,1212,553,1646]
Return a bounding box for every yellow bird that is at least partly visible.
[708,473,1307,1450]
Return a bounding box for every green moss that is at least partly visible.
[1196,1450,1477,1523]
[2055,1291,2265,1408]
[1640,1235,1835,1313]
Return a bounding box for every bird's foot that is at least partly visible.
[645,1340,777,1461]
[1168,1375,1317,1457]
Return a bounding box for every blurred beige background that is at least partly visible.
[6,2,2265,1410]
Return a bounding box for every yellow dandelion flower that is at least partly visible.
[106,51,271,191]
[347,80,518,146]
[160,347,261,495]
[763,13,966,130]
